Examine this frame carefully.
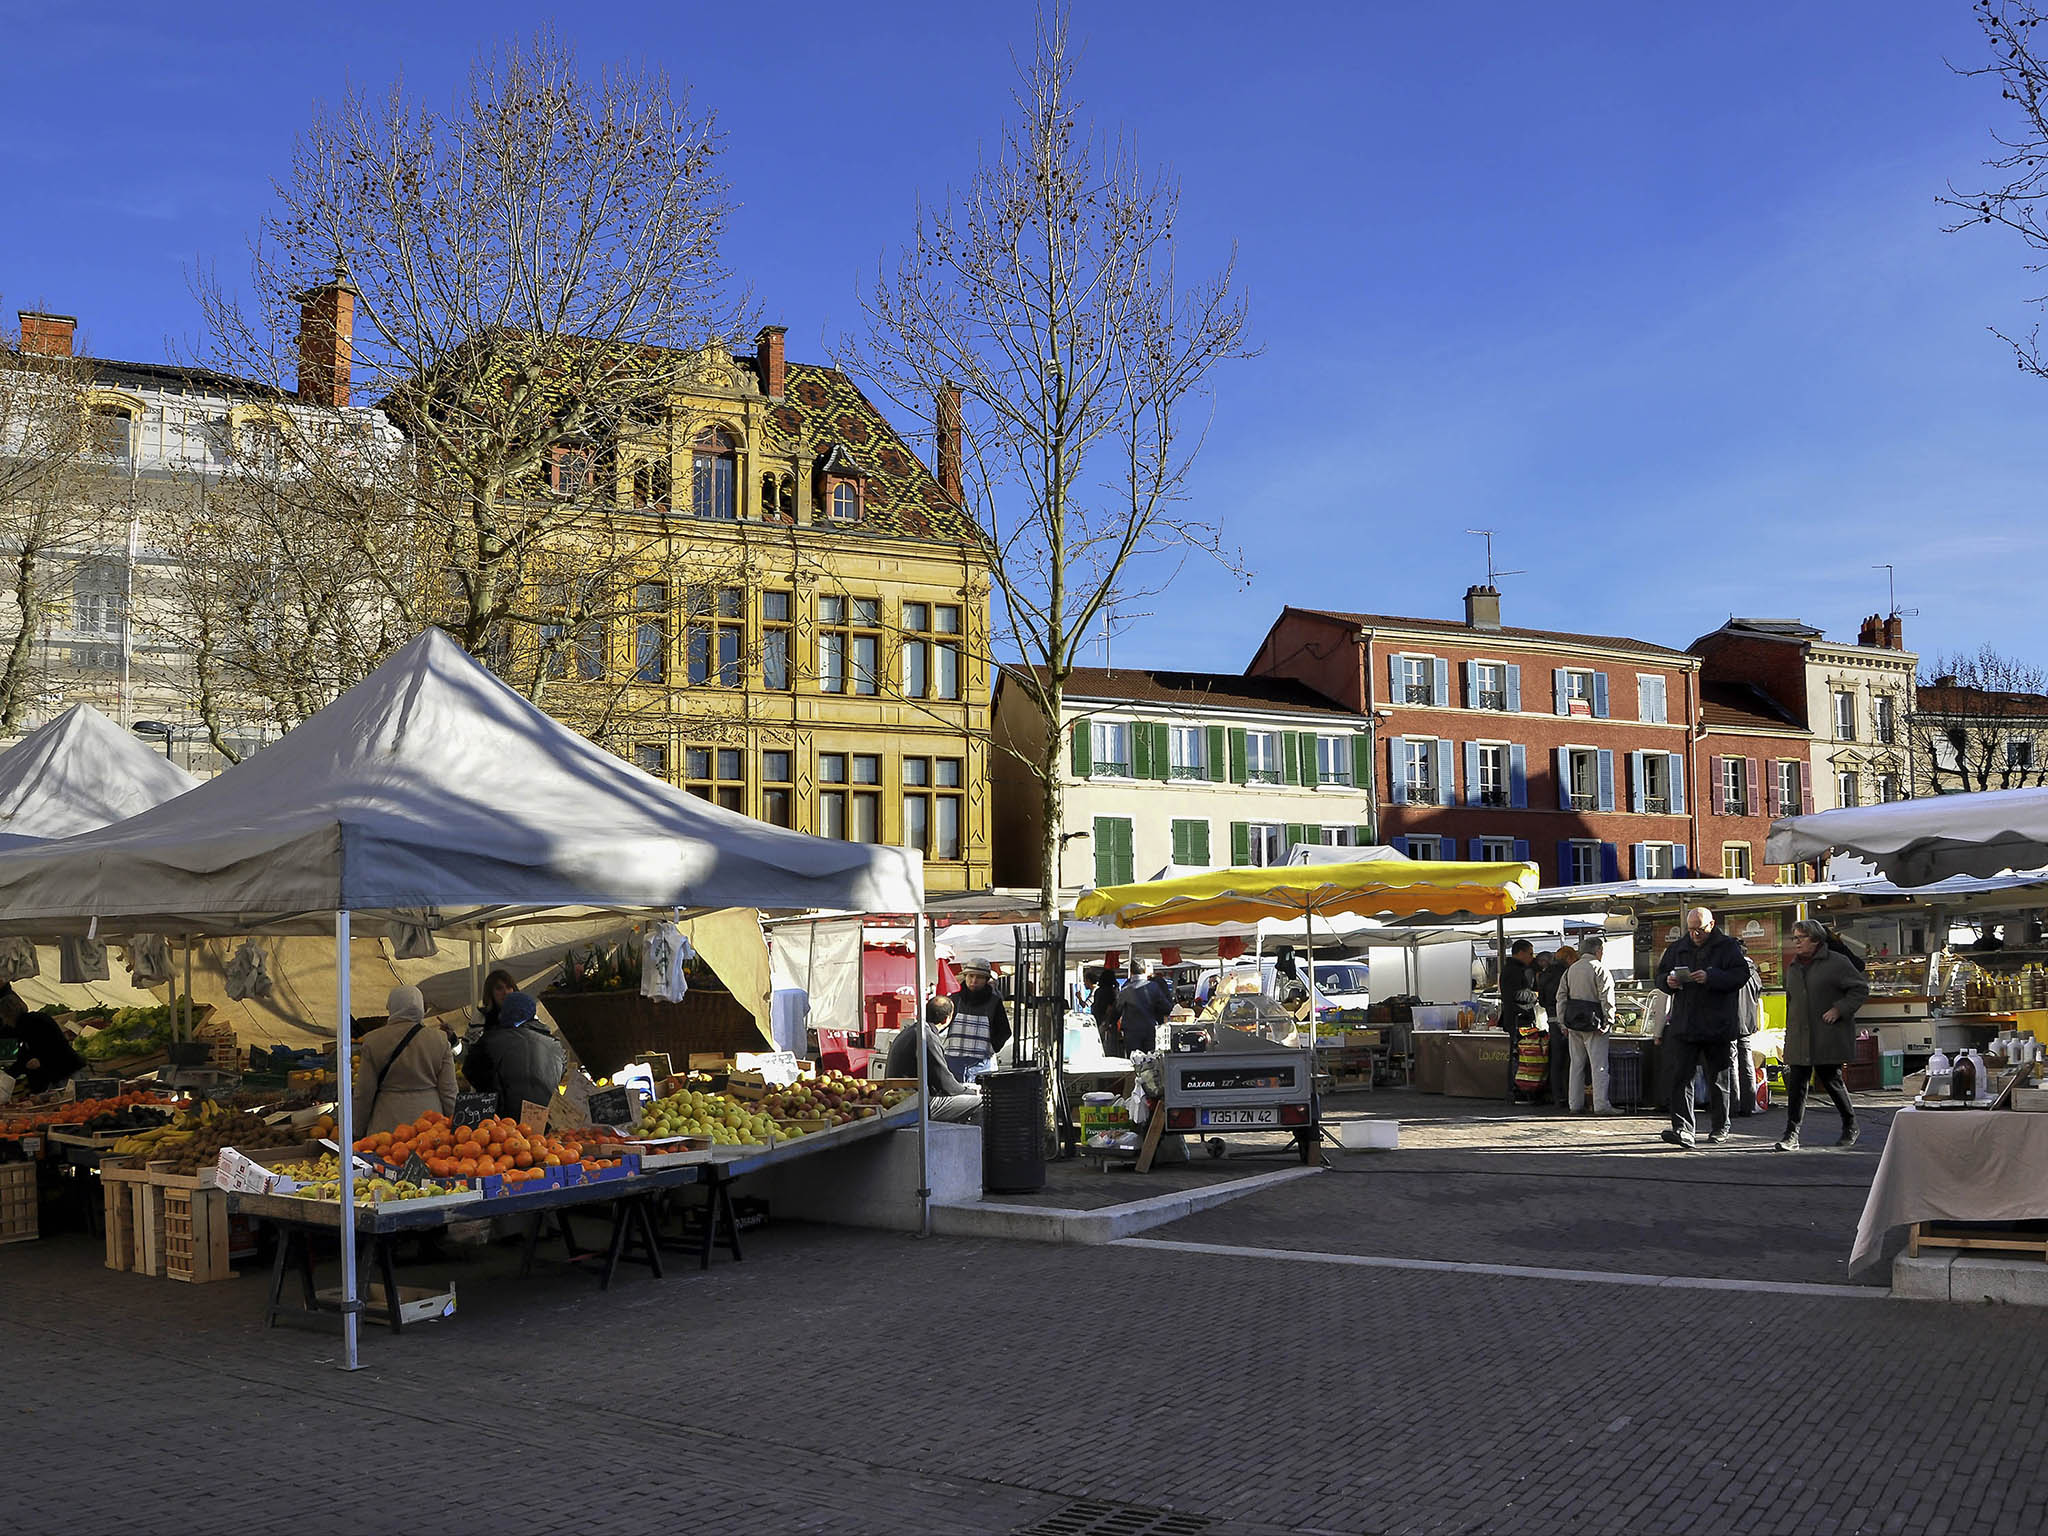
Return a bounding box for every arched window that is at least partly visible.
[760,472,782,520]
[692,426,737,520]
[831,482,860,521]
[90,405,134,461]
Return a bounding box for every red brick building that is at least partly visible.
[1693,680,1809,882]
[1247,588,1703,885]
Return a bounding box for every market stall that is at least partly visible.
[1076,859,1538,1161]
[0,629,926,1367]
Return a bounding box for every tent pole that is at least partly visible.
[913,898,931,1238]
[182,939,192,1044]
[1304,902,1318,1056]
[334,910,362,1371]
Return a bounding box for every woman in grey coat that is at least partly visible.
[1777,919,1870,1151]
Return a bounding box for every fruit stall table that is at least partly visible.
[228,1094,925,1335]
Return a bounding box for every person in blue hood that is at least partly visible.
[460,989,567,1118]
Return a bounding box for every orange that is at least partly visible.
[543,1153,560,1167]
[475,1158,496,1176]
[457,1158,477,1176]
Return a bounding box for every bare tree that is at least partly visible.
[844,10,1252,1056]
[0,313,106,731]
[1941,1,2048,375]
[1913,647,2048,793]
[177,31,749,749]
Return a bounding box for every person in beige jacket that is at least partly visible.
[352,985,457,1135]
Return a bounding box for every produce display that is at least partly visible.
[353,1112,622,1184]
[0,1092,178,1137]
[74,1002,192,1062]
[288,1175,453,1204]
[111,1102,309,1169]
[638,1089,783,1143]
[81,1104,178,1136]
[753,1072,914,1125]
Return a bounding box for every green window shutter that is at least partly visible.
[1170,820,1187,864]
[1205,724,1227,782]
[1131,722,1152,780]
[1230,821,1251,865]
[1070,721,1091,778]
[1191,820,1211,866]
[1113,819,1134,884]
[1228,728,1248,784]
[1093,816,1133,887]
[1285,822,1309,854]
[1351,733,1372,793]
[1151,722,1171,781]
[1296,732,1317,785]
[1356,823,1375,847]
[1282,732,1302,786]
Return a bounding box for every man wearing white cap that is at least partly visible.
[946,958,1012,1082]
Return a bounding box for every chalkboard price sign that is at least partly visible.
[586,1086,634,1126]
[452,1091,497,1127]
[398,1151,434,1185]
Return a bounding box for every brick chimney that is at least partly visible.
[1858,613,1883,647]
[1884,614,1903,650]
[935,382,963,503]
[17,311,76,358]
[755,324,786,398]
[1463,584,1501,630]
[295,276,356,408]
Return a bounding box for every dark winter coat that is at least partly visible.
[1783,948,1870,1067]
[1654,930,1751,1043]
[461,992,566,1118]
[1499,957,1542,1030]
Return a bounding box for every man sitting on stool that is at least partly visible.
[886,996,984,1122]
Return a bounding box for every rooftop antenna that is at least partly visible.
[1872,564,1920,620]
[1466,530,1524,587]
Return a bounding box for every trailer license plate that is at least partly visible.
[1199,1107,1277,1127]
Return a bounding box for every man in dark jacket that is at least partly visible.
[1655,908,1750,1148]
[944,959,1012,1082]
[1538,947,1573,1107]
[1499,940,1542,1103]
[887,997,983,1121]
[461,990,567,1119]
[1118,963,1172,1055]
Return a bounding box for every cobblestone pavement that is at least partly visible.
[11,1153,2048,1536]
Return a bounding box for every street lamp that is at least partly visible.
[131,720,176,759]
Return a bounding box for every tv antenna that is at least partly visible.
[1467,530,1524,587]
[1872,564,1919,619]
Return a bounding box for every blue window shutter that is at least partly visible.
[1512,838,1530,864]
[1600,843,1621,882]
[1388,737,1409,803]
[1432,656,1450,706]
[1389,653,1404,699]
[1555,746,1572,810]
[1509,745,1528,808]
[1592,671,1610,719]
[1467,837,1484,860]
[1553,667,1569,715]
[1629,751,1645,813]
[1632,841,1648,877]
[1556,840,1575,884]
[1463,660,1477,704]
[1596,749,1615,813]
[1434,738,1454,800]
[1506,665,1522,712]
[1668,752,1686,815]
[1463,741,1480,807]
[1389,835,1409,856]
[1674,845,1691,876]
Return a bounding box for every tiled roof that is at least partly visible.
[81,356,286,401]
[1700,680,1802,733]
[760,361,977,544]
[1008,664,1363,720]
[1917,683,2048,718]
[1293,606,1690,660]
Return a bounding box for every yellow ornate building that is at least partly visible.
[569,327,993,891]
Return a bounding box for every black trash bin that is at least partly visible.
[980,1067,1046,1194]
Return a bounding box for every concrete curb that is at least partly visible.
[1893,1251,2048,1305]
[931,1163,1322,1245]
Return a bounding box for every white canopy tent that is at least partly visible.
[0,702,198,849]
[0,629,925,1367]
[1768,787,2048,886]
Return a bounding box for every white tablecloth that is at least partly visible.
[1848,1107,2048,1276]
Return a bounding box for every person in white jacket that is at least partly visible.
[1560,937,1617,1115]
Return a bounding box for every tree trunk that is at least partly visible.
[0,544,42,731]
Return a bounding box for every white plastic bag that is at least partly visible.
[1127,1087,1150,1126]
[60,937,109,984]
[390,909,440,960]
[124,934,173,988]
[0,938,39,982]
[639,922,693,1003]
[225,938,273,1000]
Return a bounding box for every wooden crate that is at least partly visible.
[161,1186,234,1283]
[101,1157,146,1270]
[0,1160,37,1246]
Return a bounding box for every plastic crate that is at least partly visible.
[1881,1050,1905,1089]
[1605,1045,1645,1110]
[0,1161,37,1246]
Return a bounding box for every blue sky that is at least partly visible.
[0,1,2036,675]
